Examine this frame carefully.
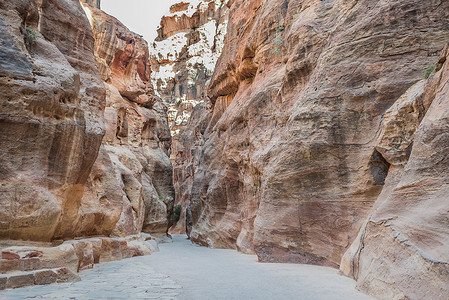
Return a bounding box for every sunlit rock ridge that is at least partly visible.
[150,0,229,136]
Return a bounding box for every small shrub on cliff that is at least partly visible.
[272,26,284,56]
[175,100,182,106]
[24,26,37,49]
[173,205,181,223]
[424,65,435,79]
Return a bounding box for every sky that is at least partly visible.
[101,0,180,42]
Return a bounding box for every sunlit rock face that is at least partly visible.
[150,0,229,136]
[80,2,175,236]
[173,0,449,298]
[0,0,105,241]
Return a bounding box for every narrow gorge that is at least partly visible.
[1,0,448,299]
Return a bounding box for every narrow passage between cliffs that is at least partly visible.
[1,235,373,300]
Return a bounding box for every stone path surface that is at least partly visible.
[0,235,373,299]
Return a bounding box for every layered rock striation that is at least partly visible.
[81,2,175,236]
[341,45,449,300]
[173,0,449,298]
[150,0,229,136]
[0,0,105,242]
[0,0,173,288]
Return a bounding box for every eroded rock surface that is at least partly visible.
[150,0,229,136]
[0,0,173,289]
[173,0,449,298]
[81,3,175,236]
[341,45,449,300]
[0,0,105,241]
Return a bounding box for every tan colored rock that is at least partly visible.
[0,0,105,242]
[80,2,175,236]
[33,269,58,285]
[72,241,94,271]
[5,273,34,289]
[175,0,449,279]
[341,45,449,300]
[171,102,212,234]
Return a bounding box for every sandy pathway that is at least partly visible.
[0,235,373,300]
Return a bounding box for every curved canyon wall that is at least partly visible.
[81,2,175,236]
[0,0,105,241]
[0,0,173,242]
[150,0,229,136]
[173,0,449,298]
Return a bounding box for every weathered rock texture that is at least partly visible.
[174,0,449,298]
[81,3,175,236]
[171,102,211,233]
[150,0,229,136]
[0,0,105,241]
[0,0,172,243]
[341,45,449,300]
[1,0,172,289]
[0,233,158,290]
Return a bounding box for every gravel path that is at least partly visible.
[0,235,373,299]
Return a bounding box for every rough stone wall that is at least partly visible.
[81,3,175,236]
[174,0,449,298]
[150,0,229,136]
[0,0,105,241]
[341,45,449,300]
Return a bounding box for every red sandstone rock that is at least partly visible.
[79,2,175,236]
[173,0,449,298]
[1,251,20,260]
[0,0,105,242]
[341,44,449,300]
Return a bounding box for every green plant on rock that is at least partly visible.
[175,100,182,106]
[272,25,284,56]
[424,65,435,79]
[173,205,181,223]
[24,26,37,49]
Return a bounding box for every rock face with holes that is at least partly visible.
[341,44,449,300]
[173,0,449,298]
[81,3,175,236]
[150,0,229,136]
[0,0,105,241]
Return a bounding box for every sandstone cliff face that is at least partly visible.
[150,0,229,136]
[174,0,449,297]
[0,0,168,288]
[0,0,105,241]
[171,102,212,234]
[81,3,175,236]
[341,45,449,300]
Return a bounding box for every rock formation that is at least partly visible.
[341,44,449,300]
[173,0,449,298]
[0,0,105,242]
[150,0,229,136]
[81,2,175,236]
[0,0,172,289]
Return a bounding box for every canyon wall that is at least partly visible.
[0,0,105,242]
[341,45,449,300]
[0,0,173,245]
[150,0,229,136]
[81,3,175,236]
[174,0,449,298]
[0,0,172,288]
